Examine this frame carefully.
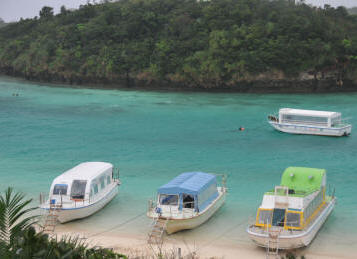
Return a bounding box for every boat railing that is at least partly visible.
[214,173,228,192]
[113,167,120,182]
[40,184,117,208]
[327,184,336,198]
[249,214,301,235]
[39,192,48,206]
[332,118,351,127]
[148,200,197,219]
[266,186,316,197]
[40,192,86,208]
[281,119,328,127]
[165,201,197,219]
[39,192,64,206]
[182,201,196,218]
[267,114,279,122]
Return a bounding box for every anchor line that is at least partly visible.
[86,211,146,238]
[194,219,247,252]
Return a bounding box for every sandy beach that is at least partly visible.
[53,223,356,259]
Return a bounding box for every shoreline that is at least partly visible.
[1,73,357,94]
[53,224,356,259]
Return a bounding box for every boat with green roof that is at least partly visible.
[247,167,336,249]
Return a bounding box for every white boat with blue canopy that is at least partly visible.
[40,162,120,224]
[268,108,352,136]
[147,172,226,235]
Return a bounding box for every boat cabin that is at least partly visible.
[49,162,114,205]
[157,172,219,214]
[278,108,341,127]
[256,167,326,230]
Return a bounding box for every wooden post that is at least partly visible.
[177,247,181,259]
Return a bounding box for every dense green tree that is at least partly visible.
[39,6,54,19]
[0,0,356,89]
[0,18,6,28]
[349,7,357,15]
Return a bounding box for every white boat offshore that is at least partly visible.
[147,172,226,237]
[268,108,351,136]
[247,167,336,250]
[40,162,120,223]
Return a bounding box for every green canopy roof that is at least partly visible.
[280,167,325,194]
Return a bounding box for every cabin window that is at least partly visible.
[197,183,217,209]
[100,176,105,189]
[331,116,341,127]
[272,208,286,227]
[70,180,87,199]
[53,184,68,195]
[304,190,323,223]
[286,212,301,228]
[107,175,111,185]
[93,184,98,194]
[182,194,195,209]
[159,194,178,206]
[282,115,328,125]
[258,209,272,225]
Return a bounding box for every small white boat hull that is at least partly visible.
[166,192,225,234]
[269,121,351,136]
[148,188,226,234]
[41,184,118,223]
[247,198,335,249]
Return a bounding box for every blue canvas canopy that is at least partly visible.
[158,172,216,195]
[158,172,219,212]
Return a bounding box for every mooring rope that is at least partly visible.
[194,219,247,252]
[86,211,146,238]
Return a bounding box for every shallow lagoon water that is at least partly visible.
[0,76,356,255]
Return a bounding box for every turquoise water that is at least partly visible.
[0,76,356,254]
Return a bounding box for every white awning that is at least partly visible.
[53,162,113,183]
[279,108,340,118]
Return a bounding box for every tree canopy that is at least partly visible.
[348,7,357,15]
[0,0,356,89]
[0,18,6,28]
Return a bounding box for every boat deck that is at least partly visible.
[148,187,225,220]
[248,201,329,238]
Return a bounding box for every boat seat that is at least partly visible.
[71,198,84,202]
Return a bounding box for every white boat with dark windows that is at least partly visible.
[147,172,226,241]
[247,167,336,250]
[268,108,351,136]
[40,162,120,225]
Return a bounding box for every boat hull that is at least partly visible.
[148,189,226,234]
[166,192,225,234]
[247,198,335,249]
[269,121,351,136]
[42,184,118,223]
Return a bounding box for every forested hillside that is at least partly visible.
[0,0,356,90]
[0,18,6,28]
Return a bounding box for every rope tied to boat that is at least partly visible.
[86,211,146,238]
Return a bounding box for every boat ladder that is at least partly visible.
[42,203,62,234]
[266,227,280,259]
[147,217,168,245]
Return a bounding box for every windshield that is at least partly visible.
[159,194,178,206]
[53,184,68,195]
[70,180,87,199]
[272,208,286,227]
